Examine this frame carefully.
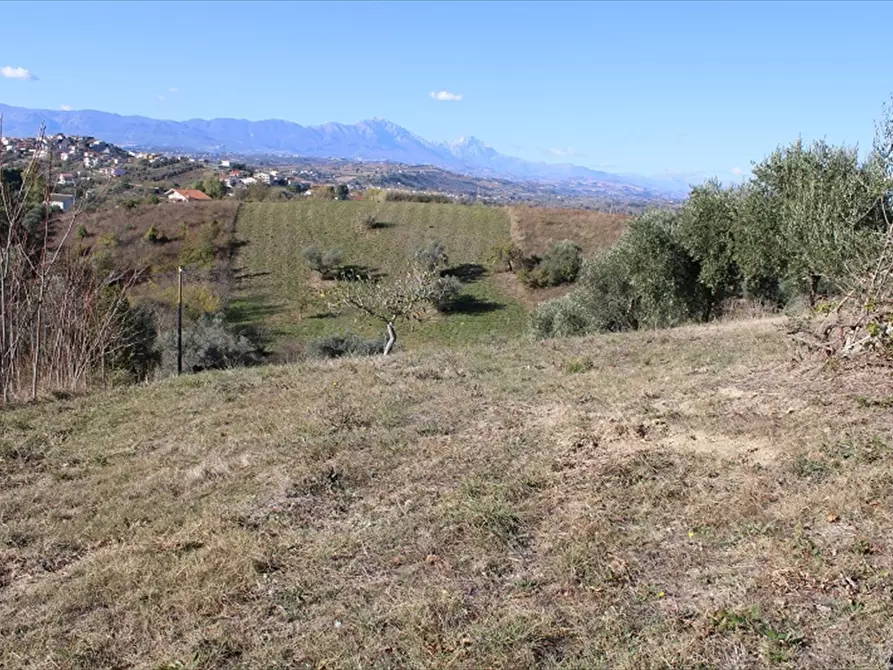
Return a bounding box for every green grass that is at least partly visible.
[231,201,527,351]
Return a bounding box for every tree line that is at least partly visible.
[532,107,893,351]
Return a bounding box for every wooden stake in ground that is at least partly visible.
[177,266,183,375]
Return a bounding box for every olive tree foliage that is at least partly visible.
[533,99,893,346]
[530,249,636,337]
[329,262,453,355]
[413,239,461,312]
[675,179,742,317]
[740,139,887,306]
[414,239,449,272]
[520,240,584,288]
[532,210,703,338]
[617,210,704,327]
[302,246,344,280]
[788,98,893,359]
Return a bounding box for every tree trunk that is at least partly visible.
[808,274,821,308]
[383,320,396,356]
[31,294,42,400]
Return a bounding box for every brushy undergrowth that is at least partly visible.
[306,332,387,359]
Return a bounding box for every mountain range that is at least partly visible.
[0,103,689,197]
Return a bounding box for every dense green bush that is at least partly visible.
[530,249,639,338]
[307,332,387,358]
[675,180,742,317]
[519,240,583,287]
[158,314,264,375]
[531,212,704,338]
[302,246,344,279]
[431,275,463,312]
[736,140,886,305]
[532,134,892,340]
[613,211,704,327]
[414,239,449,271]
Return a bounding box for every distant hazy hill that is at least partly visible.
[0,103,688,196]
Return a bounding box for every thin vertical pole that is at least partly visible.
[177,266,183,376]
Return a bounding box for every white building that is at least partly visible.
[49,193,75,212]
[165,188,212,203]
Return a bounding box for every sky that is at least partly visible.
[1,1,892,183]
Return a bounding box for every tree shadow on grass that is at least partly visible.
[442,263,487,284]
[226,238,250,256]
[225,295,280,327]
[338,264,386,281]
[443,294,504,315]
[232,269,272,282]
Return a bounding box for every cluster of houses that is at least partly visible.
[216,164,320,195]
[1,134,132,197]
[2,134,131,172]
[2,135,438,210]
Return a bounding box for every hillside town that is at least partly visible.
[0,132,662,212]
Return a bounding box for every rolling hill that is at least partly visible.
[0,103,688,197]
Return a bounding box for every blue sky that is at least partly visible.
[1,1,891,182]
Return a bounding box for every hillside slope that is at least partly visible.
[2,319,893,668]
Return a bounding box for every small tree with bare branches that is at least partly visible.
[329,263,450,355]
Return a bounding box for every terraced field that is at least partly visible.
[231,201,528,352]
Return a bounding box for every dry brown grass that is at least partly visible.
[508,206,629,257]
[74,201,239,274]
[2,317,893,668]
[71,201,240,317]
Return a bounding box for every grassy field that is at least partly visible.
[508,206,629,257]
[231,201,528,353]
[2,317,893,668]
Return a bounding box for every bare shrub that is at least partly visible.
[1,124,142,403]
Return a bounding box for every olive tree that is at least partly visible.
[741,139,887,306]
[792,98,893,358]
[676,179,742,317]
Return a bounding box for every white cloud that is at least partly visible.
[548,147,585,158]
[60,104,72,111]
[1,65,36,80]
[730,166,746,176]
[158,87,181,102]
[430,89,462,102]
